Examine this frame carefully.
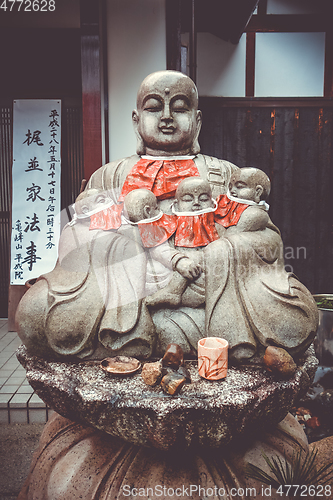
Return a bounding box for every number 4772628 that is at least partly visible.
[276,484,332,497]
[0,0,55,12]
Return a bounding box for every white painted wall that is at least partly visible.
[106,0,166,160]
[196,33,246,97]
[181,32,246,97]
[255,32,325,97]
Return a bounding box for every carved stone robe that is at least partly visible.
[15,154,318,360]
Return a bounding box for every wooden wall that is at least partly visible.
[0,106,13,318]
[199,97,333,293]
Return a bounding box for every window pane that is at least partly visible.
[255,32,325,97]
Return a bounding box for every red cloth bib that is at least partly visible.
[138,213,220,248]
[118,158,199,201]
[174,213,219,247]
[172,196,249,247]
[89,203,123,231]
[214,194,248,227]
[88,161,248,238]
[90,158,199,231]
[138,214,178,248]
[139,196,249,248]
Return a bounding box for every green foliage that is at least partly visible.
[245,447,333,494]
[315,297,333,310]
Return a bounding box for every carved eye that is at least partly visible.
[144,98,162,112]
[172,99,189,112]
[181,195,193,202]
[199,194,210,202]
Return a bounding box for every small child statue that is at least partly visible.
[122,188,202,305]
[72,169,270,311]
[72,188,116,224]
[123,169,270,308]
[225,166,271,233]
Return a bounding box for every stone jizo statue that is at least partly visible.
[15,70,318,363]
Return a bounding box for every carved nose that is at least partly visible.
[161,105,172,121]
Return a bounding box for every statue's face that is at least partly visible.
[133,72,202,156]
[176,178,213,212]
[229,171,260,202]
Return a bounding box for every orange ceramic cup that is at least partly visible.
[198,337,228,380]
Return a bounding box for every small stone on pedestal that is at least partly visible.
[141,360,163,386]
[161,372,186,395]
[264,346,297,379]
[176,365,191,383]
[162,343,184,369]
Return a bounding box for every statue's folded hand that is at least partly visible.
[175,257,202,280]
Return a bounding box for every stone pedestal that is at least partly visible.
[16,345,318,499]
[18,412,308,500]
[17,345,317,450]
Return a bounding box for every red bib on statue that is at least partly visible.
[174,213,219,247]
[118,158,200,201]
[214,195,248,227]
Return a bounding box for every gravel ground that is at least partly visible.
[0,423,43,500]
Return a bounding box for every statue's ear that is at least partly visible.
[255,185,264,202]
[132,110,145,155]
[143,205,151,219]
[191,110,202,155]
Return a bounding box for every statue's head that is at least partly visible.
[74,188,112,217]
[132,70,202,156]
[229,167,271,203]
[175,177,214,212]
[123,188,160,223]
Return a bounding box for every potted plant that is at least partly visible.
[313,294,333,366]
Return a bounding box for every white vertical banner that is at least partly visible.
[10,99,61,285]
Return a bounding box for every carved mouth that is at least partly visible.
[160,127,175,134]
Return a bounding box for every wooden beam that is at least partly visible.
[80,0,103,182]
[246,32,255,97]
[324,30,333,97]
[181,0,259,44]
[247,14,330,33]
[166,0,182,71]
[189,0,197,83]
[100,0,109,164]
[199,96,333,108]
[257,0,267,17]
